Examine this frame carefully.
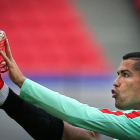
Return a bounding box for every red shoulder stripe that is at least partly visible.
[100,109,140,119]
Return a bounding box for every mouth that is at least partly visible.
[112,89,118,98]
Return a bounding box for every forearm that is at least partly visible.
[20,79,90,127]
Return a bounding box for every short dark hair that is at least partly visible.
[123,52,140,71]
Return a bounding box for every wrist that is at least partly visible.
[17,76,26,88]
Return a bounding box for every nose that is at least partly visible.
[113,77,120,87]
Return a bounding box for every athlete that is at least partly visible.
[2,37,140,140]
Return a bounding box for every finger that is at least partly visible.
[0,50,11,66]
[5,37,13,60]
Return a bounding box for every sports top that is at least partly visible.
[20,79,140,140]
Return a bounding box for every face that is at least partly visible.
[112,59,140,110]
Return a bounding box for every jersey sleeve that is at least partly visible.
[20,78,140,140]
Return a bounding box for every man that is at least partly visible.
[1,38,140,139]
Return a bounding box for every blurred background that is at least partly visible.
[0,0,140,139]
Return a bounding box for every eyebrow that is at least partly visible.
[117,69,133,75]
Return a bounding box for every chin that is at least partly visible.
[115,103,131,110]
[115,103,125,110]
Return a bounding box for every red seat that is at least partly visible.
[0,0,112,75]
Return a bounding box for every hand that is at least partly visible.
[62,122,96,140]
[0,37,26,88]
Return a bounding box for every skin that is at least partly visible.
[63,122,96,140]
[0,38,96,140]
[112,59,140,110]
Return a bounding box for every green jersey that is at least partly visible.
[20,79,140,140]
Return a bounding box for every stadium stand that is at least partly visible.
[0,0,112,77]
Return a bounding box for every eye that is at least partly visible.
[123,73,129,77]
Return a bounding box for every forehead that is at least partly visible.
[118,59,137,72]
